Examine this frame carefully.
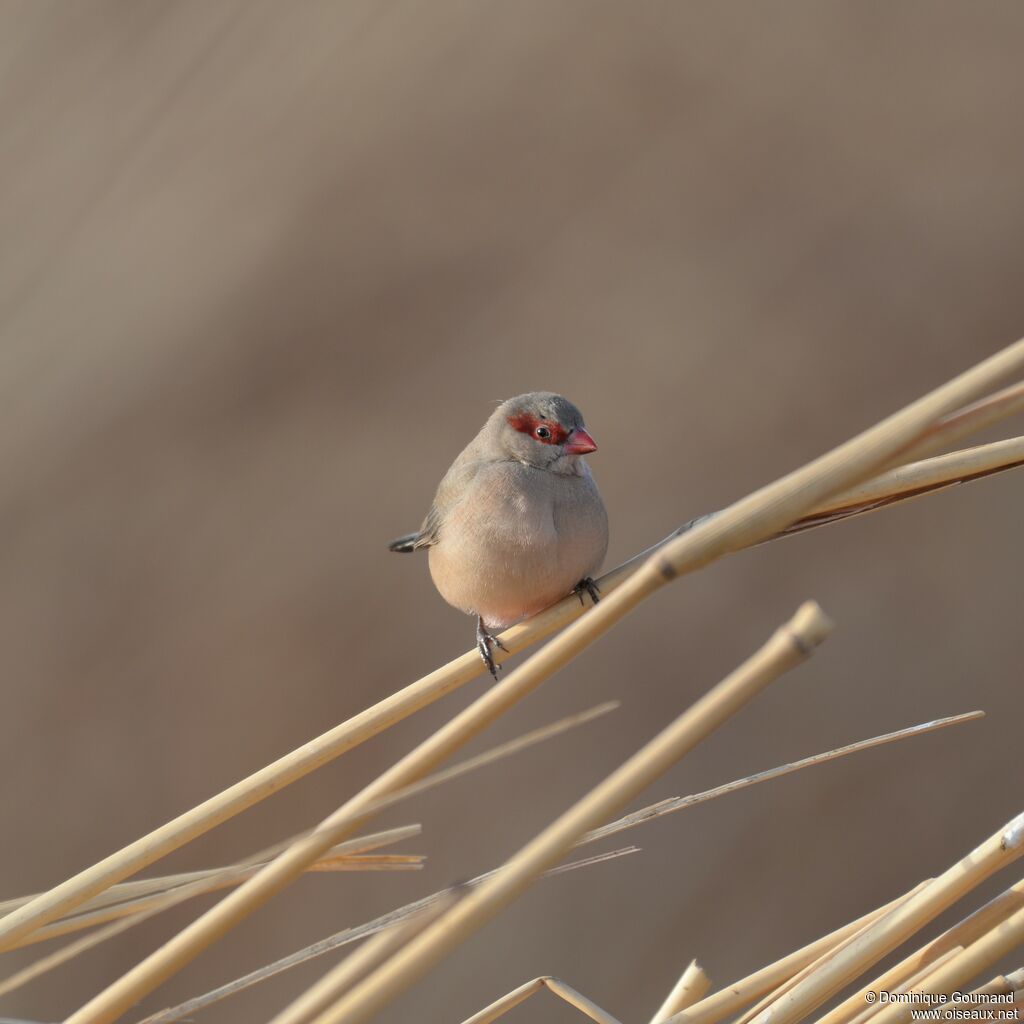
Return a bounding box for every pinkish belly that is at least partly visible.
[428,536,601,630]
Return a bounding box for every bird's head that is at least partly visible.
[492,392,597,475]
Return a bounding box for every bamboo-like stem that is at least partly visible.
[3,407,1019,958]
[665,884,931,1024]
[128,712,971,1024]
[65,341,1024,1021]
[745,812,1024,1024]
[815,876,1024,1024]
[868,904,1024,1024]
[132,850,638,1024]
[295,603,833,1024]
[650,960,711,1023]
[268,891,459,1024]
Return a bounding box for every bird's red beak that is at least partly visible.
[564,427,598,455]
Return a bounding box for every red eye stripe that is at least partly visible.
[506,413,569,445]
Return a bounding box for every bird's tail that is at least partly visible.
[388,532,420,553]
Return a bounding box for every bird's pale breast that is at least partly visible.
[428,460,608,629]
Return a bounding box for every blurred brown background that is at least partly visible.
[2,2,1023,1021]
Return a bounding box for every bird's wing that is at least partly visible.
[412,452,494,549]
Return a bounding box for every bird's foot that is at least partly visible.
[573,577,601,607]
[475,617,508,680]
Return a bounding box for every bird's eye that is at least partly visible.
[535,425,551,440]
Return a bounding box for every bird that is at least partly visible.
[389,392,609,678]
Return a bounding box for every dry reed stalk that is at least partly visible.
[63,341,1024,1022]
[586,711,982,845]
[457,976,622,1024]
[307,855,420,872]
[12,856,419,950]
[13,857,423,951]
[0,705,618,1003]
[4,829,424,954]
[131,713,971,1024]
[901,379,1024,459]
[290,603,833,1024]
[0,914,149,1000]
[649,960,711,1023]
[779,436,1024,535]
[845,947,965,1024]
[268,890,460,1024]
[731,891,904,1024]
[744,812,1024,1024]
[0,827,419,920]
[939,966,1024,1018]
[131,849,639,1024]
[11,702,614,950]
[664,883,932,1024]
[867,903,1024,1024]
[816,876,1024,1024]
[896,945,965,991]
[458,977,548,1023]
[4,385,1020,962]
[542,977,623,1024]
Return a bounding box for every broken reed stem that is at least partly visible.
[299,602,833,1024]
[269,890,459,1024]
[458,976,622,1024]
[543,977,623,1024]
[664,883,932,1024]
[868,904,1024,1024]
[459,977,547,1024]
[649,960,711,1023]
[744,811,1024,1024]
[817,876,1024,1024]
[4,389,1021,959]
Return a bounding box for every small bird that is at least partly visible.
[389,392,609,678]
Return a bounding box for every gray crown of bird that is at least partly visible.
[389,391,608,677]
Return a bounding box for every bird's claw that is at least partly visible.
[573,577,601,607]
[475,617,507,680]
